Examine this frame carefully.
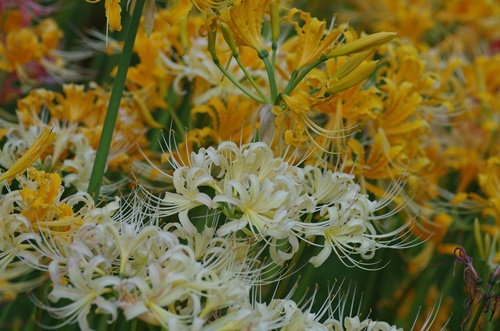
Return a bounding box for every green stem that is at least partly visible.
[234,54,270,103]
[466,291,488,331]
[273,70,297,107]
[283,70,298,96]
[283,57,325,96]
[466,269,500,331]
[213,57,266,103]
[261,53,278,103]
[88,0,145,202]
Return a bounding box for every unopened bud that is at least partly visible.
[220,22,238,55]
[208,28,218,60]
[326,60,378,96]
[132,94,164,129]
[270,1,280,44]
[331,50,371,80]
[326,32,396,58]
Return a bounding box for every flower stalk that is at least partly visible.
[220,22,270,103]
[207,29,267,104]
[88,0,145,202]
[259,50,278,102]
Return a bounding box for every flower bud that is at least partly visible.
[220,22,238,55]
[326,32,396,58]
[326,60,378,96]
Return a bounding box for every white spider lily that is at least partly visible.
[146,140,413,268]
[119,247,243,329]
[0,120,123,196]
[140,162,217,217]
[215,175,292,239]
[305,196,415,268]
[0,171,118,272]
[45,257,121,331]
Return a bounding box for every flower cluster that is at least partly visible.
[0,167,406,330]
[0,6,90,103]
[143,141,411,268]
[0,83,152,196]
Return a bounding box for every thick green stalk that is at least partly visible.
[88,0,145,202]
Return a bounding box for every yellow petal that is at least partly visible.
[219,0,269,52]
[285,9,342,69]
[450,192,468,205]
[105,0,122,32]
[132,94,164,129]
[166,0,193,26]
[281,90,314,116]
[0,128,56,182]
[383,120,428,135]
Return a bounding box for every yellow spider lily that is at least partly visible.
[0,128,55,182]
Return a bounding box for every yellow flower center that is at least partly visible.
[19,168,82,238]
